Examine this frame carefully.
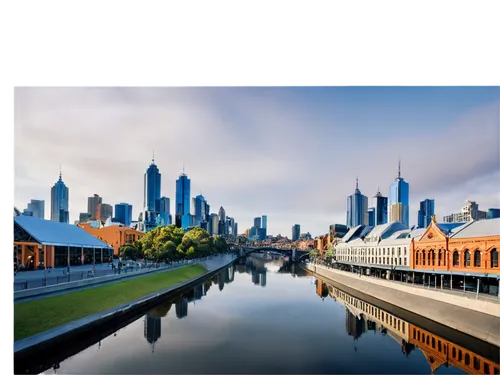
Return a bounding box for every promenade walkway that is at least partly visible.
[15,253,237,355]
[306,263,500,346]
[14,254,237,304]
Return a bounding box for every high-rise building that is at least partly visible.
[159,197,171,225]
[373,189,388,225]
[443,200,488,223]
[218,206,226,235]
[50,172,69,223]
[99,203,113,221]
[175,170,191,227]
[175,297,188,319]
[226,217,235,235]
[488,208,500,219]
[346,178,368,228]
[79,212,92,224]
[24,199,44,219]
[262,215,267,229]
[144,157,161,212]
[115,203,133,226]
[193,195,209,226]
[210,213,219,235]
[88,194,102,220]
[234,222,238,236]
[388,160,410,227]
[292,224,300,241]
[258,227,266,241]
[254,217,262,229]
[418,199,435,228]
[368,208,375,226]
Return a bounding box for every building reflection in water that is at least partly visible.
[315,278,500,375]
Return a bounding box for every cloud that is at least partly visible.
[14,88,500,236]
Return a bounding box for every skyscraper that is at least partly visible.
[115,202,133,226]
[254,217,262,229]
[346,178,368,228]
[210,213,219,235]
[50,171,69,223]
[488,208,500,219]
[144,157,161,212]
[418,199,435,228]
[292,224,300,241]
[262,215,267,229]
[24,199,44,219]
[389,160,410,227]
[99,203,113,220]
[88,194,102,220]
[175,169,191,228]
[159,197,171,225]
[218,206,226,235]
[373,189,388,225]
[193,195,209,226]
[368,208,375,226]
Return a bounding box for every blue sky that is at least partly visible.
[14,87,500,236]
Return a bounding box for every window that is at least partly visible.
[474,357,480,370]
[404,258,407,266]
[452,348,456,358]
[438,341,442,352]
[429,249,435,266]
[484,363,490,374]
[423,250,426,266]
[465,353,470,365]
[453,251,459,266]
[464,250,471,267]
[458,350,463,361]
[474,250,481,267]
[438,250,442,267]
[416,251,419,265]
[491,249,498,268]
[432,337,435,348]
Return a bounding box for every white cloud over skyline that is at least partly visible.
[14,87,500,237]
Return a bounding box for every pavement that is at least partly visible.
[14,253,238,354]
[308,263,500,347]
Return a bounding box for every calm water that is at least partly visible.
[22,254,499,374]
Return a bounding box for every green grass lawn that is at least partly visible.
[14,264,207,341]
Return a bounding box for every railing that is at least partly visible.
[306,260,500,301]
[13,254,233,292]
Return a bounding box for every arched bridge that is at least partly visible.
[238,246,309,263]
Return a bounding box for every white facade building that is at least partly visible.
[335,221,426,268]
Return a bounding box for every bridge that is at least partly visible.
[236,246,310,263]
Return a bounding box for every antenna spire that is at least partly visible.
[152,150,155,163]
[59,163,62,179]
[182,160,185,174]
[356,177,359,190]
[398,157,401,178]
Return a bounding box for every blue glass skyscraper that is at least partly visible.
[115,203,133,226]
[193,194,209,226]
[144,157,161,213]
[346,178,368,228]
[373,189,388,225]
[389,160,410,227]
[175,170,191,228]
[50,172,69,223]
[418,199,435,228]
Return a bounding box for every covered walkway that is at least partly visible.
[14,216,113,270]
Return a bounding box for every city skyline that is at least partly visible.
[14,87,500,236]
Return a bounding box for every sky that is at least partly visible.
[14,87,500,237]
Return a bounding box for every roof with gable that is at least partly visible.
[14,215,112,248]
[449,218,500,239]
[365,221,409,241]
[341,225,366,243]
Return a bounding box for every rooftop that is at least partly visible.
[450,218,500,239]
[14,216,112,249]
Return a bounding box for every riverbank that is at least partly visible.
[14,254,237,356]
[304,263,500,346]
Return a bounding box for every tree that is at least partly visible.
[309,249,320,259]
[119,244,140,260]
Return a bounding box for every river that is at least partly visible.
[20,254,500,374]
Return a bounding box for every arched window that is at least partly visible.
[415,251,419,265]
[464,250,471,267]
[474,250,481,267]
[491,249,498,268]
[422,250,426,266]
[430,249,435,266]
[465,353,470,365]
[438,250,442,267]
[453,251,459,267]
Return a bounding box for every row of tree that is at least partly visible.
[309,248,334,263]
[119,225,230,262]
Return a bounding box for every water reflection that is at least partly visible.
[315,279,500,375]
[16,254,500,375]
